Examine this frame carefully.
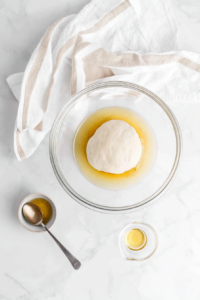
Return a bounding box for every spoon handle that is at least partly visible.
[42,224,81,270]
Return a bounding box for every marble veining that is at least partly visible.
[1,1,200,299]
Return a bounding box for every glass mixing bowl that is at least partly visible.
[49,81,182,213]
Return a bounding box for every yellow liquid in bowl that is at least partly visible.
[125,229,147,250]
[30,198,52,225]
[73,107,157,190]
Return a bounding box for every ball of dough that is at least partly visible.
[86,120,142,174]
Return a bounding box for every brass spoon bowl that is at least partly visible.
[22,203,81,270]
[23,203,44,225]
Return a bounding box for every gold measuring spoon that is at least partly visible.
[22,203,81,270]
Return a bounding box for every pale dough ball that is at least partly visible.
[86,120,142,174]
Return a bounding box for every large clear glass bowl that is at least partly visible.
[49,81,182,213]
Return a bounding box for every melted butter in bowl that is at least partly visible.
[125,229,147,250]
[30,198,53,225]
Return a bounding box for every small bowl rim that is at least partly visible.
[18,193,57,233]
[49,81,182,213]
[118,222,158,261]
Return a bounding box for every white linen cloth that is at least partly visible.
[6,0,200,160]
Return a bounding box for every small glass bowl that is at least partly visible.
[49,81,182,213]
[118,222,158,261]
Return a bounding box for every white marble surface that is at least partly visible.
[1,1,200,299]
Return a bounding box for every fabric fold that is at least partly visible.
[7,0,198,160]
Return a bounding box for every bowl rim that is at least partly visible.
[49,81,182,214]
